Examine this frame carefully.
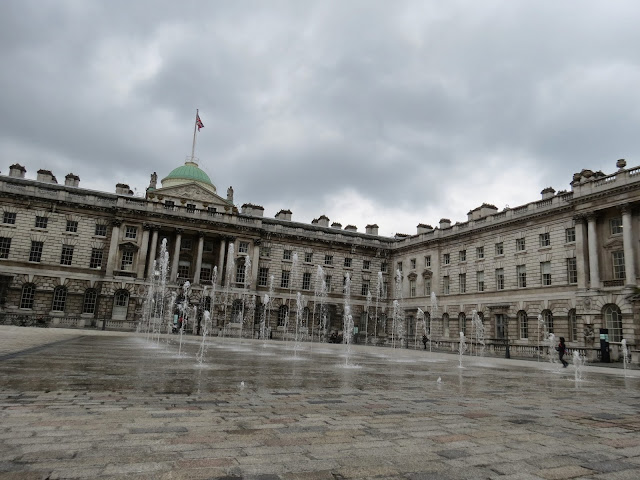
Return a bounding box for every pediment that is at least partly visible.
[148,182,231,208]
[119,241,139,251]
[603,237,624,250]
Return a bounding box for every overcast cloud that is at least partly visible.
[2,0,640,236]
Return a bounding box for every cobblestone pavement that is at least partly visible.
[1,326,639,480]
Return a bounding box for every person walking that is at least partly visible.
[557,336,568,368]
[422,334,428,350]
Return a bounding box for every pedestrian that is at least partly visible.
[422,334,428,350]
[557,336,568,367]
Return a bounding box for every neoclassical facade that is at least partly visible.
[1,158,639,353]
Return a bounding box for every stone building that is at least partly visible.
[0,157,639,354]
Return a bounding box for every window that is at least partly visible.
[539,232,550,247]
[260,246,271,257]
[361,280,370,296]
[95,224,107,236]
[410,258,416,269]
[381,262,388,273]
[20,284,35,309]
[495,268,504,290]
[496,314,506,339]
[517,265,527,288]
[177,261,190,279]
[200,264,213,282]
[424,278,431,296]
[283,249,292,260]
[425,255,431,267]
[207,206,217,216]
[363,260,370,270]
[203,240,214,253]
[235,262,246,285]
[52,286,67,312]
[459,313,466,335]
[66,220,78,233]
[305,252,313,263]
[476,247,484,259]
[82,289,98,314]
[324,255,333,265]
[238,242,249,253]
[121,251,134,270]
[459,250,466,262]
[382,281,388,298]
[540,261,551,286]
[280,270,290,288]
[89,248,103,269]
[325,275,332,293]
[518,311,528,339]
[186,203,196,213]
[565,227,575,243]
[35,216,48,229]
[0,237,11,259]
[164,200,175,210]
[410,279,416,297]
[278,305,289,327]
[516,238,526,251]
[3,212,16,224]
[125,226,137,239]
[610,217,623,235]
[443,276,450,295]
[115,290,129,307]
[397,261,403,271]
[302,272,311,290]
[459,273,466,293]
[29,241,43,262]
[60,245,74,266]
[603,304,622,342]
[258,267,269,287]
[568,309,577,342]
[567,257,577,284]
[181,238,193,250]
[495,243,503,256]
[443,254,450,265]
[612,251,625,280]
[344,257,352,268]
[542,309,554,334]
[476,271,484,292]
[442,313,450,337]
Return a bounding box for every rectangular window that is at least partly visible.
[459,273,466,293]
[238,242,249,253]
[382,281,388,298]
[0,237,11,259]
[164,200,175,210]
[519,313,529,339]
[496,268,504,290]
[459,250,466,262]
[203,240,214,252]
[235,263,245,285]
[260,246,271,257]
[443,276,450,295]
[95,224,107,236]
[125,226,137,239]
[381,262,388,273]
[258,267,269,287]
[567,257,577,284]
[443,253,450,265]
[186,203,196,213]
[425,255,431,267]
[476,247,484,259]
[610,217,623,235]
[65,220,78,233]
[82,290,97,314]
[35,216,48,229]
[20,285,35,309]
[200,265,213,282]
[344,257,352,268]
[3,212,16,224]
[60,245,74,266]
[361,280,370,296]
[305,252,313,263]
[363,259,370,270]
[89,248,103,269]
[540,261,552,286]
[325,275,332,293]
[121,251,134,270]
[477,271,484,292]
[397,261,403,271]
[424,278,431,296]
[539,232,550,247]
[302,272,312,290]
[280,270,290,288]
[177,261,190,279]
[410,279,416,297]
[29,241,43,262]
[565,227,576,243]
[324,255,333,265]
[495,243,503,256]
[410,258,416,269]
[612,251,625,280]
[283,249,292,260]
[181,238,192,250]
[517,265,527,288]
[516,238,526,251]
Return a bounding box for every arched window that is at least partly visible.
[52,286,67,312]
[278,304,289,327]
[542,309,553,334]
[20,283,36,309]
[517,310,528,339]
[231,299,243,323]
[603,304,622,342]
[115,290,129,307]
[82,289,98,314]
[568,309,577,342]
[458,312,466,335]
[112,289,129,320]
[442,313,450,337]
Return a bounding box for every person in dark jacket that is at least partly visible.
[557,337,568,368]
[422,334,428,350]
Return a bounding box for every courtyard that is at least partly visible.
[1,326,640,480]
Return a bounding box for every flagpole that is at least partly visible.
[191,109,198,162]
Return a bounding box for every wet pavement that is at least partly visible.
[1,326,640,480]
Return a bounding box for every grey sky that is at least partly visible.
[1,1,640,236]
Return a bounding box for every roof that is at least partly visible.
[162,162,213,186]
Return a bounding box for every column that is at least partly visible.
[147,228,159,278]
[251,239,261,287]
[225,237,236,286]
[574,215,587,289]
[193,232,205,284]
[217,238,226,286]
[105,219,121,277]
[586,214,600,289]
[136,224,151,279]
[621,205,636,286]
[170,229,182,282]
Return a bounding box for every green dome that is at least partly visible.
[161,161,216,193]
